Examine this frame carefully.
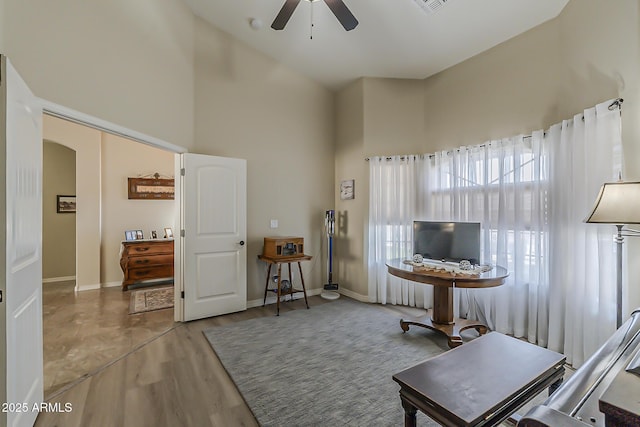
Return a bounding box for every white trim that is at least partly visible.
[42,276,75,284]
[247,287,323,308]
[246,287,369,308]
[76,283,101,291]
[102,281,122,288]
[335,287,368,302]
[39,99,188,154]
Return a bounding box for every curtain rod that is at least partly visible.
[364,98,624,161]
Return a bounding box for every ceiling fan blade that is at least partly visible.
[271,0,301,30]
[324,0,358,31]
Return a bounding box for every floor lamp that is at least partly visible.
[585,180,640,328]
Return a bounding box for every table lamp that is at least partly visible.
[585,180,640,328]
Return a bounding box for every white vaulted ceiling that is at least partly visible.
[184,0,569,90]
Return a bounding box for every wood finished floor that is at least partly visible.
[38,286,430,427]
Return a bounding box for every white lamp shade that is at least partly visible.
[585,181,640,224]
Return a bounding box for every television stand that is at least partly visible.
[386,259,508,347]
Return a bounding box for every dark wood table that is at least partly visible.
[392,332,566,427]
[386,259,508,347]
[259,254,311,316]
[599,367,640,426]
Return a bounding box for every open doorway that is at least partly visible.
[41,114,178,399]
[43,141,76,285]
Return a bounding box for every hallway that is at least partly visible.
[43,281,176,399]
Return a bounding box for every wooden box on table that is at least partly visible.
[263,237,304,259]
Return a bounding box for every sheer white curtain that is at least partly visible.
[367,155,432,307]
[425,133,550,344]
[547,101,622,367]
[368,99,622,365]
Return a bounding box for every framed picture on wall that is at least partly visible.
[340,179,354,200]
[127,177,175,200]
[57,195,76,213]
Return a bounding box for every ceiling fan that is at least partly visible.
[271,0,359,31]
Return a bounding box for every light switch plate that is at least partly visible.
[270,219,278,229]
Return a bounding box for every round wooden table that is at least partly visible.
[386,259,508,347]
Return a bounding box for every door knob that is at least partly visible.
[239,240,245,246]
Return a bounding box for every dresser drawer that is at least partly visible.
[125,241,173,256]
[128,265,174,282]
[128,254,173,267]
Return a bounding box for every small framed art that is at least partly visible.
[340,179,354,200]
[57,195,76,213]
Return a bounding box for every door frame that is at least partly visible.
[40,99,189,322]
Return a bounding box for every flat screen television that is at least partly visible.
[413,221,481,265]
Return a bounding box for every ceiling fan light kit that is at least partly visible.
[271,0,358,32]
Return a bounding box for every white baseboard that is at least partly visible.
[76,283,101,291]
[246,286,369,308]
[42,276,75,284]
[336,287,368,302]
[247,287,323,308]
[102,281,122,288]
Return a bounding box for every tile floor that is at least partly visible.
[42,281,176,399]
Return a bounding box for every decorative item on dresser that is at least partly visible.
[119,239,174,291]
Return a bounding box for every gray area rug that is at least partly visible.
[203,298,448,426]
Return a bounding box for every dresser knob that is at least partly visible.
[239,241,245,246]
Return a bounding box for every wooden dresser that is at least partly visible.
[119,239,174,291]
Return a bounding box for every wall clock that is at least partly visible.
[340,179,354,200]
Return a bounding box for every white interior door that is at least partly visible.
[1,55,44,427]
[181,153,246,321]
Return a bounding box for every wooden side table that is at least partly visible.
[258,254,311,316]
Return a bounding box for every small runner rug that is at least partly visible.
[203,298,447,426]
[129,286,174,314]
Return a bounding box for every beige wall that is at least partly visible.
[42,142,76,280]
[2,0,195,149]
[363,78,427,157]
[335,0,640,310]
[193,18,335,302]
[43,115,102,291]
[0,1,4,52]
[334,80,366,299]
[100,134,175,286]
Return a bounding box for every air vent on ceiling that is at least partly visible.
[413,0,449,15]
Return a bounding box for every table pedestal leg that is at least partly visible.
[400,286,488,348]
[432,286,453,324]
